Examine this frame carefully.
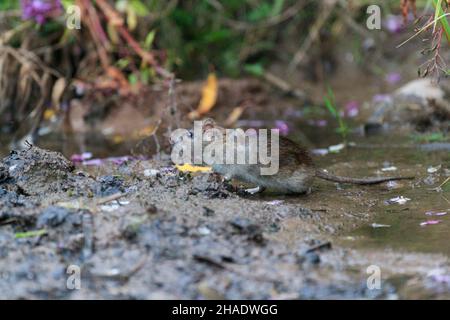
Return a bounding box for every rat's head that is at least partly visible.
[169,118,227,166]
[198,118,221,132]
[169,118,220,144]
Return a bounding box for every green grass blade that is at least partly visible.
[15,229,48,239]
[432,0,450,44]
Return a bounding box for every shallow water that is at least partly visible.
[296,123,450,257]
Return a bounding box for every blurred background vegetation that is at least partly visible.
[0,0,447,143]
[0,0,389,81]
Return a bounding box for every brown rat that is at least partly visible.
[172,119,414,194]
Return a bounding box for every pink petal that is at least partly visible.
[425,211,448,216]
[385,73,402,85]
[274,120,289,136]
[344,101,359,118]
[420,220,442,227]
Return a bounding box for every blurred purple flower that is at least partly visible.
[71,152,93,163]
[274,120,289,136]
[316,119,328,127]
[344,101,359,118]
[20,0,62,25]
[384,15,404,34]
[236,120,265,128]
[385,72,402,85]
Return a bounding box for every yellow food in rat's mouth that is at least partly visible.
[175,164,212,173]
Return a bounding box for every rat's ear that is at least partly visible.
[202,118,216,132]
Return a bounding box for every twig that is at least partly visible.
[95,0,173,80]
[397,12,450,48]
[289,1,336,70]
[1,45,63,78]
[96,192,126,205]
[261,71,306,100]
[0,21,32,45]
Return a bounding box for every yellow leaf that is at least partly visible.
[224,106,244,126]
[176,164,212,173]
[134,125,156,138]
[51,77,67,108]
[112,135,125,144]
[44,109,56,121]
[189,73,218,119]
[107,22,120,44]
[127,7,138,31]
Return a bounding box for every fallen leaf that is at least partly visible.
[189,73,218,119]
[224,106,244,126]
[134,125,156,139]
[51,77,67,108]
[43,108,56,121]
[112,135,125,144]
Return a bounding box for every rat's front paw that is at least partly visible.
[244,186,266,195]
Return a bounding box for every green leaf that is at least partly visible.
[130,0,149,16]
[248,3,272,22]
[244,63,264,77]
[202,29,232,43]
[272,0,285,16]
[116,58,130,69]
[0,0,19,10]
[144,30,156,49]
[128,73,138,85]
[324,97,337,117]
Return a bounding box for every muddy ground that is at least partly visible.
[0,140,449,299]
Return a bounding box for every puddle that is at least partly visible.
[309,132,450,256]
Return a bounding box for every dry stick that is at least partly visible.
[0,21,33,45]
[1,46,63,78]
[336,0,373,38]
[79,0,111,69]
[397,12,450,48]
[0,10,21,19]
[95,0,173,80]
[95,192,127,206]
[262,71,306,101]
[289,1,336,70]
[91,255,148,280]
